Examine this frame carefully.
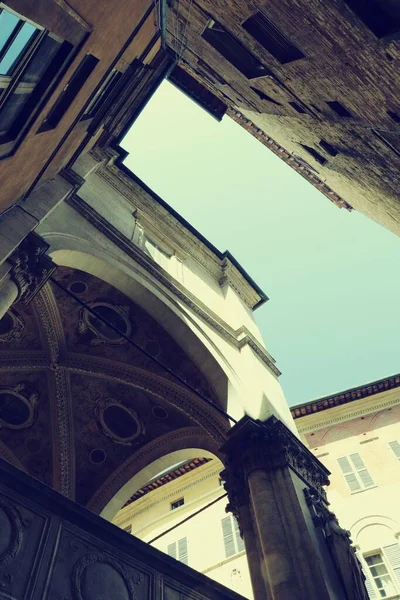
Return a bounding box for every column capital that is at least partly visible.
[221,416,330,503]
[8,232,56,304]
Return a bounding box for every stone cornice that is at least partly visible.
[65,193,281,377]
[221,416,330,515]
[94,158,265,310]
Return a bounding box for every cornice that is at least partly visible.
[227,109,353,212]
[118,466,222,524]
[95,162,264,309]
[295,392,400,434]
[65,193,280,377]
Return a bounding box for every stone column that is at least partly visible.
[220,416,369,600]
[222,468,272,599]
[0,274,19,320]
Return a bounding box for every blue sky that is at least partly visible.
[122,81,400,407]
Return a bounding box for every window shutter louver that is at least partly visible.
[383,543,400,586]
[178,537,188,565]
[389,441,400,460]
[349,453,366,470]
[167,542,177,559]
[222,516,236,558]
[357,553,377,598]
[233,517,245,553]
[338,454,374,492]
[350,453,375,489]
[338,456,353,474]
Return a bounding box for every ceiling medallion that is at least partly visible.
[78,302,131,346]
[94,399,145,445]
[0,310,24,344]
[0,384,38,430]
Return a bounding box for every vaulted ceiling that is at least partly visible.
[0,267,228,512]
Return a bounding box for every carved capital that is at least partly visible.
[8,233,56,304]
[221,416,330,502]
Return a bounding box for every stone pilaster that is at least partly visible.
[221,416,369,600]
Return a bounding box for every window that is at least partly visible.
[82,68,122,121]
[202,20,271,80]
[344,0,400,39]
[0,4,72,155]
[41,53,98,130]
[389,441,400,460]
[387,111,400,124]
[337,453,375,493]
[221,515,245,558]
[319,139,339,156]
[171,498,184,510]
[242,11,304,64]
[363,546,400,598]
[326,100,353,118]
[167,537,188,565]
[300,144,327,165]
[289,101,307,114]
[250,86,281,105]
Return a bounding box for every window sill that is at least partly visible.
[350,485,378,495]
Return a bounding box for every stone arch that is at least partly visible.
[88,426,223,520]
[44,237,245,419]
[350,515,400,551]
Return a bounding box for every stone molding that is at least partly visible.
[61,352,229,444]
[92,154,264,310]
[65,193,281,377]
[8,233,57,304]
[88,426,221,514]
[227,109,353,212]
[221,416,330,519]
[33,286,74,498]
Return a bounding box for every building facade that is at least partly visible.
[114,373,400,600]
[0,1,391,597]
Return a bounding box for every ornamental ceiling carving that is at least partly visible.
[0,267,227,512]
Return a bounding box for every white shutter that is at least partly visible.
[383,543,400,586]
[222,516,236,558]
[350,453,375,489]
[167,542,177,559]
[389,441,400,460]
[338,457,361,492]
[358,553,377,599]
[233,517,245,553]
[178,537,188,565]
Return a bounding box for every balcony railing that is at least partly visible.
[0,458,247,600]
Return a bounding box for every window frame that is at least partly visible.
[221,514,245,559]
[389,441,400,461]
[167,537,188,565]
[0,3,80,158]
[363,548,400,598]
[337,453,376,494]
[170,498,184,511]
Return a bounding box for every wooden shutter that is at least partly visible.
[178,537,188,565]
[233,517,245,553]
[350,453,375,489]
[389,441,400,460]
[167,542,177,559]
[222,516,236,558]
[383,543,400,586]
[338,456,361,493]
[358,554,377,599]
